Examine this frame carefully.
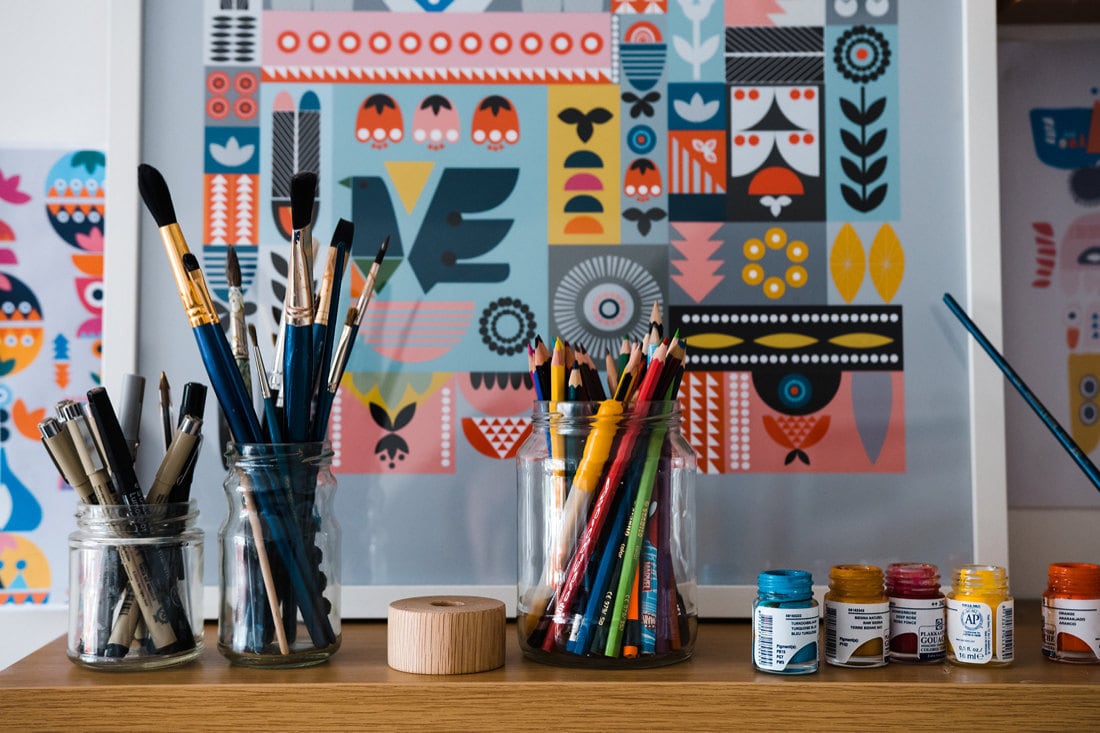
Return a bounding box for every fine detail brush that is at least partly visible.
[313,234,389,441]
[311,218,354,407]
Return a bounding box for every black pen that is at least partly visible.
[118,373,145,461]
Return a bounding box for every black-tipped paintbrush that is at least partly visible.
[270,171,318,409]
[314,234,389,440]
[311,218,354,420]
[138,163,261,445]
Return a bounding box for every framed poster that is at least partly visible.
[103,0,1006,618]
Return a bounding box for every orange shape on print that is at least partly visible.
[564,216,604,235]
[749,166,803,196]
[461,416,532,460]
[12,400,46,440]
[71,252,103,277]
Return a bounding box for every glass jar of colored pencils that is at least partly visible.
[516,400,698,668]
[218,442,341,667]
[67,501,204,671]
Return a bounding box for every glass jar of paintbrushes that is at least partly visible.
[67,501,204,670]
[517,397,698,667]
[218,441,341,667]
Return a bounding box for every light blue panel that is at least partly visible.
[824,22,900,221]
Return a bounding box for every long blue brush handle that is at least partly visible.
[194,323,335,646]
[283,324,312,443]
[943,292,1100,493]
[312,322,360,441]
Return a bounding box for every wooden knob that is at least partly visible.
[387,596,506,675]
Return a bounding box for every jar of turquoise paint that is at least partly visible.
[753,569,820,675]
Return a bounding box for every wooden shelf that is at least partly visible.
[2,602,1099,730]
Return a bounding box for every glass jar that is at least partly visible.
[752,569,819,675]
[946,564,1013,666]
[824,564,889,668]
[1042,562,1100,663]
[516,400,697,668]
[67,501,203,670]
[886,562,945,663]
[219,442,341,667]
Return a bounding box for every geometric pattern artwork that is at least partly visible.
[198,0,907,475]
[0,147,107,604]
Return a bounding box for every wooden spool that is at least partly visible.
[387,596,506,675]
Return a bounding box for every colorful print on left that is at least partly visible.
[199,0,905,477]
[0,148,106,604]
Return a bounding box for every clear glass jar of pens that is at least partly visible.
[218,441,341,667]
[67,501,204,671]
[517,400,698,668]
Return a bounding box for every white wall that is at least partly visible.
[0,0,110,145]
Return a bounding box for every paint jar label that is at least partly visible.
[947,599,1014,663]
[824,600,889,664]
[1042,598,1100,660]
[753,605,819,672]
[889,596,945,661]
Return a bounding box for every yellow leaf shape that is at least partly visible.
[830,223,865,303]
[829,332,895,349]
[869,223,904,303]
[754,333,819,349]
[690,333,744,350]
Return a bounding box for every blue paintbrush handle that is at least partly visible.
[283,324,312,443]
[312,323,359,441]
[943,292,1100,493]
[194,323,335,646]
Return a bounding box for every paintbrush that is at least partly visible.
[226,244,251,399]
[282,224,314,443]
[311,218,354,417]
[249,324,284,443]
[138,164,261,444]
[269,172,318,406]
[944,292,1100,492]
[314,235,388,440]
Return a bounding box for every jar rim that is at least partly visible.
[225,441,334,464]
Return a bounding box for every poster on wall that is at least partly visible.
[134,0,982,611]
[0,148,106,605]
[999,38,1100,509]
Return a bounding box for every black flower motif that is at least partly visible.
[833,25,891,84]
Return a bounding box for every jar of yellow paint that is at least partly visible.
[946,564,1014,666]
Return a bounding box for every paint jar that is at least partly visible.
[67,501,203,670]
[946,564,1013,666]
[824,564,889,668]
[1042,562,1100,664]
[516,401,698,667]
[886,562,945,663]
[218,442,341,667]
[752,569,819,675]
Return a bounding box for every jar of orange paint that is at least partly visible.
[1042,562,1100,664]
